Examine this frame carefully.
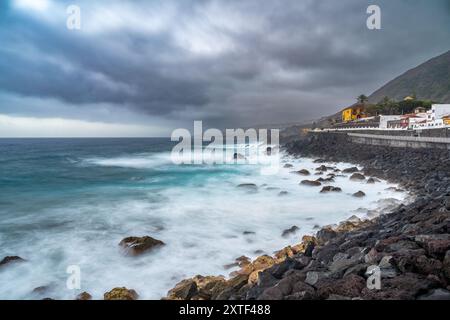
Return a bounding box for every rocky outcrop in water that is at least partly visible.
[104,287,139,300]
[119,236,165,256]
[0,256,25,268]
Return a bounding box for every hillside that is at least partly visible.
[369,50,450,103]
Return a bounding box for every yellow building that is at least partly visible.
[443,115,450,125]
[341,104,366,122]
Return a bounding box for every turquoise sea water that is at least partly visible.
[0,138,406,299]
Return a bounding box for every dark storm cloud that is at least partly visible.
[1,0,449,129]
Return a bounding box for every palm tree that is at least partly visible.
[357,94,369,104]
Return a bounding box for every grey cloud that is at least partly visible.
[0,0,449,130]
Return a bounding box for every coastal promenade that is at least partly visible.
[347,133,450,149]
[347,133,450,150]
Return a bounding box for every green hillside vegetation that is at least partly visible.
[364,97,434,116]
[368,50,450,103]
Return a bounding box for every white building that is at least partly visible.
[379,115,402,129]
[427,104,450,122]
[411,104,450,129]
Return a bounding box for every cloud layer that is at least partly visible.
[1,0,449,135]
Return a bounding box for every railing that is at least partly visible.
[347,133,450,144]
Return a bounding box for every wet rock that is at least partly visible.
[305,271,327,286]
[414,234,450,257]
[274,246,295,262]
[296,236,317,257]
[327,294,352,300]
[292,254,311,270]
[167,279,198,300]
[252,255,276,271]
[296,169,310,176]
[364,248,381,264]
[320,186,342,193]
[243,231,255,235]
[316,165,331,172]
[367,178,378,184]
[278,191,289,196]
[282,226,299,237]
[350,173,366,181]
[378,256,398,278]
[119,236,165,256]
[361,273,439,300]
[192,275,226,299]
[300,180,322,187]
[316,227,337,245]
[313,159,326,163]
[289,281,316,300]
[417,289,450,300]
[104,287,139,300]
[328,252,363,274]
[283,163,294,168]
[444,197,450,210]
[317,274,366,299]
[237,183,258,191]
[76,292,92,300]
[444,251,450,280]
[353,191,366,198]
[248,270,263,285]
[385,187,404,192]
[0,256,25,267]
[343,167,359,173]
[32,286,52,295]
[235,256,251,267]
[387,239,420,252]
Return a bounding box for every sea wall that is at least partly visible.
[347,133,450,150]
[322,127,450,138]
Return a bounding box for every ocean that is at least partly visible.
[0,138,406,299]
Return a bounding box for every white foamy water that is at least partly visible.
[0,149,408,300]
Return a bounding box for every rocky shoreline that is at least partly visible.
[1,132,448,300]
[165,132,450,300]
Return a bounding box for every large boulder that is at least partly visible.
[119,236,165,256]
[104,287,139,300]
[167,279,198,300]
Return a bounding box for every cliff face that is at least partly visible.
[369,50,450,103]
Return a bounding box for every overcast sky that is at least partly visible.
[1,0,449,137]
